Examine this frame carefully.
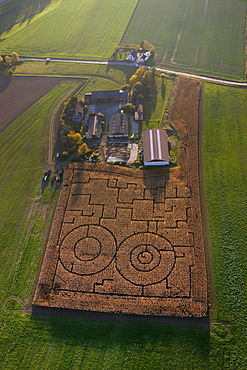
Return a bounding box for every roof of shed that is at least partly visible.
[143,129,169,163]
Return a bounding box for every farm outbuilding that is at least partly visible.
[86,115,102,139]
[90,90,128,104]
[108,112,129,138]
[143,129,169,166]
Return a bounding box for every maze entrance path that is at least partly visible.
[34,77,207,317]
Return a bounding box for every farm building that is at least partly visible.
[72,103,84,122]
[134,103,144,121]
[126,48,151,64]
[108,112,128,138]
[143,129,169,166]
[85,90,128,104]
[86,115,102,139]
[65,103,84,122]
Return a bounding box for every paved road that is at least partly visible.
[21,57,247,87]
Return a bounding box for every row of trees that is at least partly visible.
[67,131,89,156]
[0,52,20,75]
[122,66,157,98]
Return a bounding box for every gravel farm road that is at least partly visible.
[21,57,247,87]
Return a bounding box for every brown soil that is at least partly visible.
[34,76,207,317]
[0,76,80,133]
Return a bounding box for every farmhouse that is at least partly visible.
[108,112,128,138]
[126,48,151,64]
[86,115,102,139]
[84,90,128,104]
[72,103,84,122]
[143,129,169,166]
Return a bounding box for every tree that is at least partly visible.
[97,112,105,120]
[5,56,12,66]
[121,83,131,91]
[70,96,78,108]
[67,131,82,143]
[134,82,143,93]
[11,52,19,63]
[144,69,155,85]
[8,69,14,76]
[89,111,96,117]
[144,84,151,96]
[136,66,146,77]
[78,143,89,156]
[123,103,135,113]
[140,40,155,53]
[129,74,139,85]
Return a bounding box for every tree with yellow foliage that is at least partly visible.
[78,143,89,156]
[11,52,19,63]
[5,56,12,66]
[67,131,82,143]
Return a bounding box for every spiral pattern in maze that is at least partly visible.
[59,225,116,275]
[116,233,175,286]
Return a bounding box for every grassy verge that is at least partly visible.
[142,76,173,130]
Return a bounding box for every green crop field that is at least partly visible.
[203,84,247,367]
[121,0,246,79]
[0,0,138,60]
[0,0,55,34]
[0,81,79,306]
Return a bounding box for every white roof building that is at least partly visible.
[143,129,169,166]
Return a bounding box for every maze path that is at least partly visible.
[34,163,206,317]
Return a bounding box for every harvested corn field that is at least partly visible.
[34,76,206,317]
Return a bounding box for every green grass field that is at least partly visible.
[0,0,138,60]
[0,82,79,305]
[0,0,55,33]
[121,0,246,79]
[203,84,247,367]
[1,0,245,79]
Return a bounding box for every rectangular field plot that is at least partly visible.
[34,77,207,317]
[0,0,138,60]
[121,0,246,78]
[0,76,84,133]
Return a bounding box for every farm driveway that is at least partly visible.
[127,142,138,162]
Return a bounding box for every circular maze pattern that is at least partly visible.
[59,225,116,275]
[116,233,175,286]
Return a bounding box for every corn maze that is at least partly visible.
[34,77,207,317]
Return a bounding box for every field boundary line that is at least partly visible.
[170,0,191,64]
[198,85,216,320]
[194,0,209,64]
[119,0,141,45]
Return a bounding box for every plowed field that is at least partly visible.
[0,76,75,133]
[34,76,207,317]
